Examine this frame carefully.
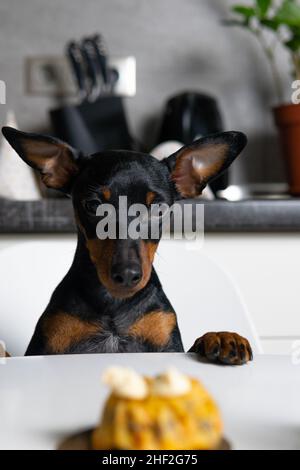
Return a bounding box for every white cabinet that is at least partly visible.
[203,234,300,355]
[0,233,298,356]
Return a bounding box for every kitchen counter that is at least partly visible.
[1,353,299,450]
[0,198,300,233]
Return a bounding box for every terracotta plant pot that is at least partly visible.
[274,103,300,196]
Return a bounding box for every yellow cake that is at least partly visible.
[91,367,223,450]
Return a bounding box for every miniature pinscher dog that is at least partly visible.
[2,126,253,365]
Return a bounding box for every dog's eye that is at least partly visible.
[84,199,101,215]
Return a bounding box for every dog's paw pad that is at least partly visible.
[191,332,253,365]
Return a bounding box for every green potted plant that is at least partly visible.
[227,0,300,195]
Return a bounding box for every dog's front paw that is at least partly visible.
[190,332,253,365]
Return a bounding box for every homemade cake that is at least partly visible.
[91,367,223,450]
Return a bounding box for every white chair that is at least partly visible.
[0,236,76,356]
[0,236,262,356]
[155,240,262,353]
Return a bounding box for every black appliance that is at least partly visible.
[157,92,228,193]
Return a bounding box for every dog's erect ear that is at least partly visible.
[163,131,247,198]
[1,127,83,192]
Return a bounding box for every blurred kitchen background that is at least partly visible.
[1,0,300,358]
[0,0,294,185]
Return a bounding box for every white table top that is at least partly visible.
[1,353,299,450]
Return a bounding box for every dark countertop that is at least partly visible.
[0,198,300,234]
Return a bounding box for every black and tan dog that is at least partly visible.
[2,126,252,364]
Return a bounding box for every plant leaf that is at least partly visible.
[275,0,300,27]
[256,0,272,18]
[285,35,300,51]
[260,18,280,30]
[232,5,256,18]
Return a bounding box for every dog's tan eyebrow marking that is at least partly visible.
[146,191,156,206]
[101,186,111,201]
[43,312,101,354]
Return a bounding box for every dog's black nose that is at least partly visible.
[111,263,142,288]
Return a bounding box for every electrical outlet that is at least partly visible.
[25,55,136,97]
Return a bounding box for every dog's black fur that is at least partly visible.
[2,126,253,364]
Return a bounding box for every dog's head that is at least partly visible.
[2,127,246,299]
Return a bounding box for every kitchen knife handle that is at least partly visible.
[81,38,101,101]
[92,34,109,86]
[66,41,87,101]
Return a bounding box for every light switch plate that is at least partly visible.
[25,55,136,97]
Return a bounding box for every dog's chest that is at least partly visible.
[44,309,177,354]
[85,309,176,353]
[83,329,143,354]
[85,315,139,353]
